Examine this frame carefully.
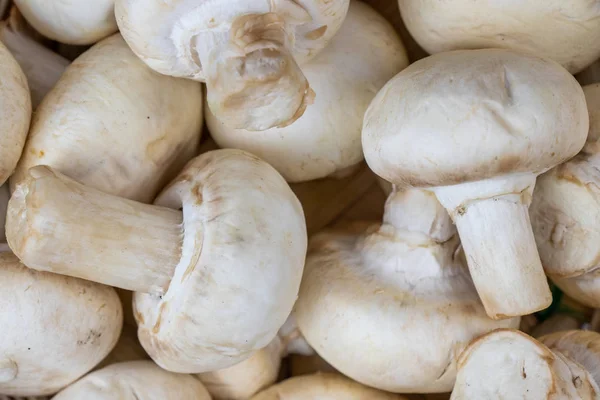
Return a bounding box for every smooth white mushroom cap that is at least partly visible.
[53,361,211,400]
[207,1,408,182]
[250,373,406,400]
[134,149,307,373]
[363,49,588,188]
[397,0,600,74]
[12,0,117,45]
[0,252,122,396]
[11,34,203,203]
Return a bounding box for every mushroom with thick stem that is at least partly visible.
[10,33,203,204]
[251,373,406,400]
[6,149,307,374]
[451,329,600,399]
[295,187,518,393]
[530,84,600,309]
[115,0,349,131]
[0,251,122,396]
[206,1,408,180]
[52,361,211,399]
[397,1,600,74]
[363,49,589,319]
[12,0,117,45]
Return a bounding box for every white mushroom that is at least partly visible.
[295,187,518,393]
[115,0,349,131]
[11,33,203,203]
[0,251,122,396]
[206,1,408,180]
[52,361,211,400]
[530,84,600,308]
[451,329,600,399]
[363,49,588,319]
[397,0,600,74]
[7,149,307,374]
[12,0,117,45]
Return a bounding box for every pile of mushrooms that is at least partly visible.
[2,0,600,399]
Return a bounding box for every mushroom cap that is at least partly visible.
[134,149,307,373]
[451,329,599,399]
[0,40,31,186]
[10,34,203,203]
[0,252,122,396]
[397,0,600,74]
[115,0,349,81]
[53,361,211,400]
[362,49,588,188]
[295,209,517,392]
[251,373,406,400]
[13,0,117,45]
[207,1,408,182]
[551,272,600,308]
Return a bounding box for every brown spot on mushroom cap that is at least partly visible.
[305,25,328,40]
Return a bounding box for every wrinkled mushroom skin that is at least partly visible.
[53,361,211,400]
[13,0,118,45]
[295,189,518,393]
[451,329,600,399]
[0,252,122,396]
[398,0,600,74]
[363,49,588,319]
[206,1,408,182]
[115,0,349,131]
[531,84,600,308]
[11,34,203,203]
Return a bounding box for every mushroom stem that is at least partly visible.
[197,13,313,131]
[434,173,552,319]
[7,166,183,295]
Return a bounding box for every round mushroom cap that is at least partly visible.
[451,329,599,399]
[207,1,408,182]
[13,0,117,45]
[250,373,406,400]
[134,149,307,373]
[53,361,211,400]
[0,252,122,396]
[363,49,588,188]
[398,0,600,74]
[11,34,203,203]
[0,40,31,186]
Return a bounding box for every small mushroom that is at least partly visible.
[398,1,600,74]
[363,49,588,319]
[295,187,518,393]
[530,84,600,308]
[11,33,203,203]
[115,0,349,131]
[0,251,122,396]
[12,0,118,45]
[451,329,600,399]
[7,149,307,374]
[206,1,408,179]
[52,361,211,399]
[251,373,406,400]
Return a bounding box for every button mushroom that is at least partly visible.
[530,84,600,308]
[12,0,117,45]
[115,0,349,131]
[397,1,600,74]
[251,373,406,400]
[363,49,589,319]
[0,251,122,396]
[52,361,211,399]
[7,149,307,374]
[451,329,600,399]
[295,187,518,393]
[10,33,203,204]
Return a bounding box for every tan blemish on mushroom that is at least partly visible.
[305,25,328,40]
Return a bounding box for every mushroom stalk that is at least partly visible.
[434,173,551,319]
[7,166,183,295]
